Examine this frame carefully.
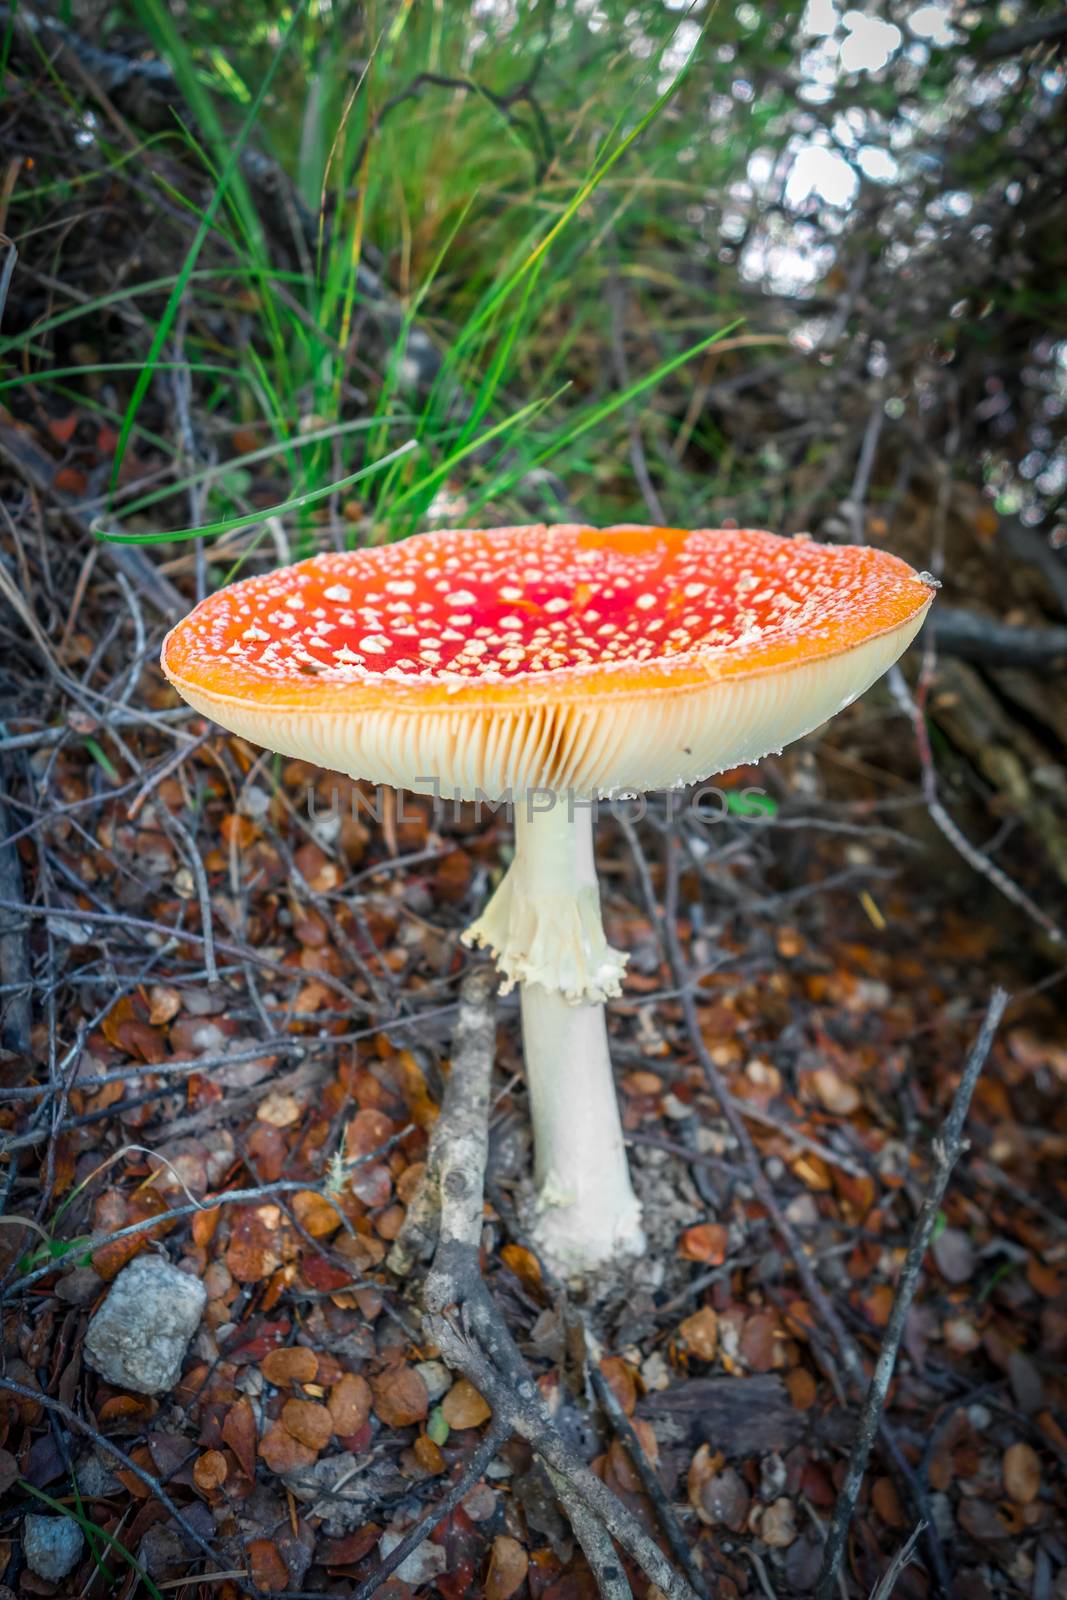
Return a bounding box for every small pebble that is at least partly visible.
[414,1360,452,1403]
[379,1530,448,1586]
[23,1515,83,1582]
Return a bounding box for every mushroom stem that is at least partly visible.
[521,981,645,1273]
[465,798,645,1273]
[463,796,628,1003]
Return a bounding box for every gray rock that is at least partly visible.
[415,1360,452,1403]
[83,1255,206,1395]
[75,1450,121,1498]
[379,1529,448,1586]
[23,1515,83,1581]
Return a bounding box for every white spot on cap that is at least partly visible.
[324,584,351,603]
[359,635,389,654]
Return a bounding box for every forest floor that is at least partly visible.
[1,476,1066,1600]
[2,17,1067,1599]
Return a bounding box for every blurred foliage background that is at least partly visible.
[3,0,1065,554]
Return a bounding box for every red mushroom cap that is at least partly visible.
[162,524,932,796]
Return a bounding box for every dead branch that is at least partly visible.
[547,1464,635,1600]
[387,968,703,1600]
[867,1523,928,1600]
[586,1327,712,1594]
[813,989,1008,1600]
[0,794,31,1057]
[351,1418,510,1600]
[927,605,1067,669]
[887,663,1064,947]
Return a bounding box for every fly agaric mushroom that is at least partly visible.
[162,524,934,1275]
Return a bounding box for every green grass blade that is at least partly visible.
[18,1482,164,1600]
[99,439,418,544]
[109,0,309,492]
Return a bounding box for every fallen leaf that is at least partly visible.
[291,1190,344,1238]
[741,1311,780,1373]
[329,1372,373,1435]
[785,1367,817,1411]
[221,1397,257,1481]
[872,1476,905,1528]
[47,412,78,445]
[1002,1441,1041,1504]
[346,1108,396,1158]
[931,1226,975,1285]
[414,1433,445,1474]
[147,985,182,1026]
[792,1154,832,1191]
[677,1306,718,1362]
[371,1366,429,1428]
[441,1378,492,1430]
[1026,1258,1063,1298]
[259,1421,317,1474]
[500,1242,542,1292]
[282,1398,333,1451]
[55,465,87,495]
[193,1450,228,1493]
[811,1068,860,1115]
[321,1525,382,1570]
[957,1499,1012,1542]
[248,1538,290,1591]
[261,1346,319,1387]
[697,1463,749,1531]
[678,1223,728,1264]
[861,1283,893,1329]
[943,1315,981,1356]
[486,1534,529,1600]
[192,1205,220,1248]
[257,1091,303,1127]
[759,1497,797,1548]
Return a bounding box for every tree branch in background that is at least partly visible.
[888,663,1065,947]
[981,10,1067,59]
[813,989,1009,1600]
[927,606,1067,670]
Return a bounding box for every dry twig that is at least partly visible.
[813,990,1008,1600]
[661,835,954,1597]
[389,969,701,1600]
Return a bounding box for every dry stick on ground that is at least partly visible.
[887,663,1064,947]
[586,1336,714,1593]
[8,1160,407,1296]
[350,1418,510,1600]
[660,837,954,1598]
[867,1522,928,1600]
[615,810,870,1186]
[388,969,701,1600]
[0,1377,221,1569]
[813,988,1008,1600]
[547,1465,634,1600]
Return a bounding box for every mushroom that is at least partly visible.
[162,524,933,1275]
